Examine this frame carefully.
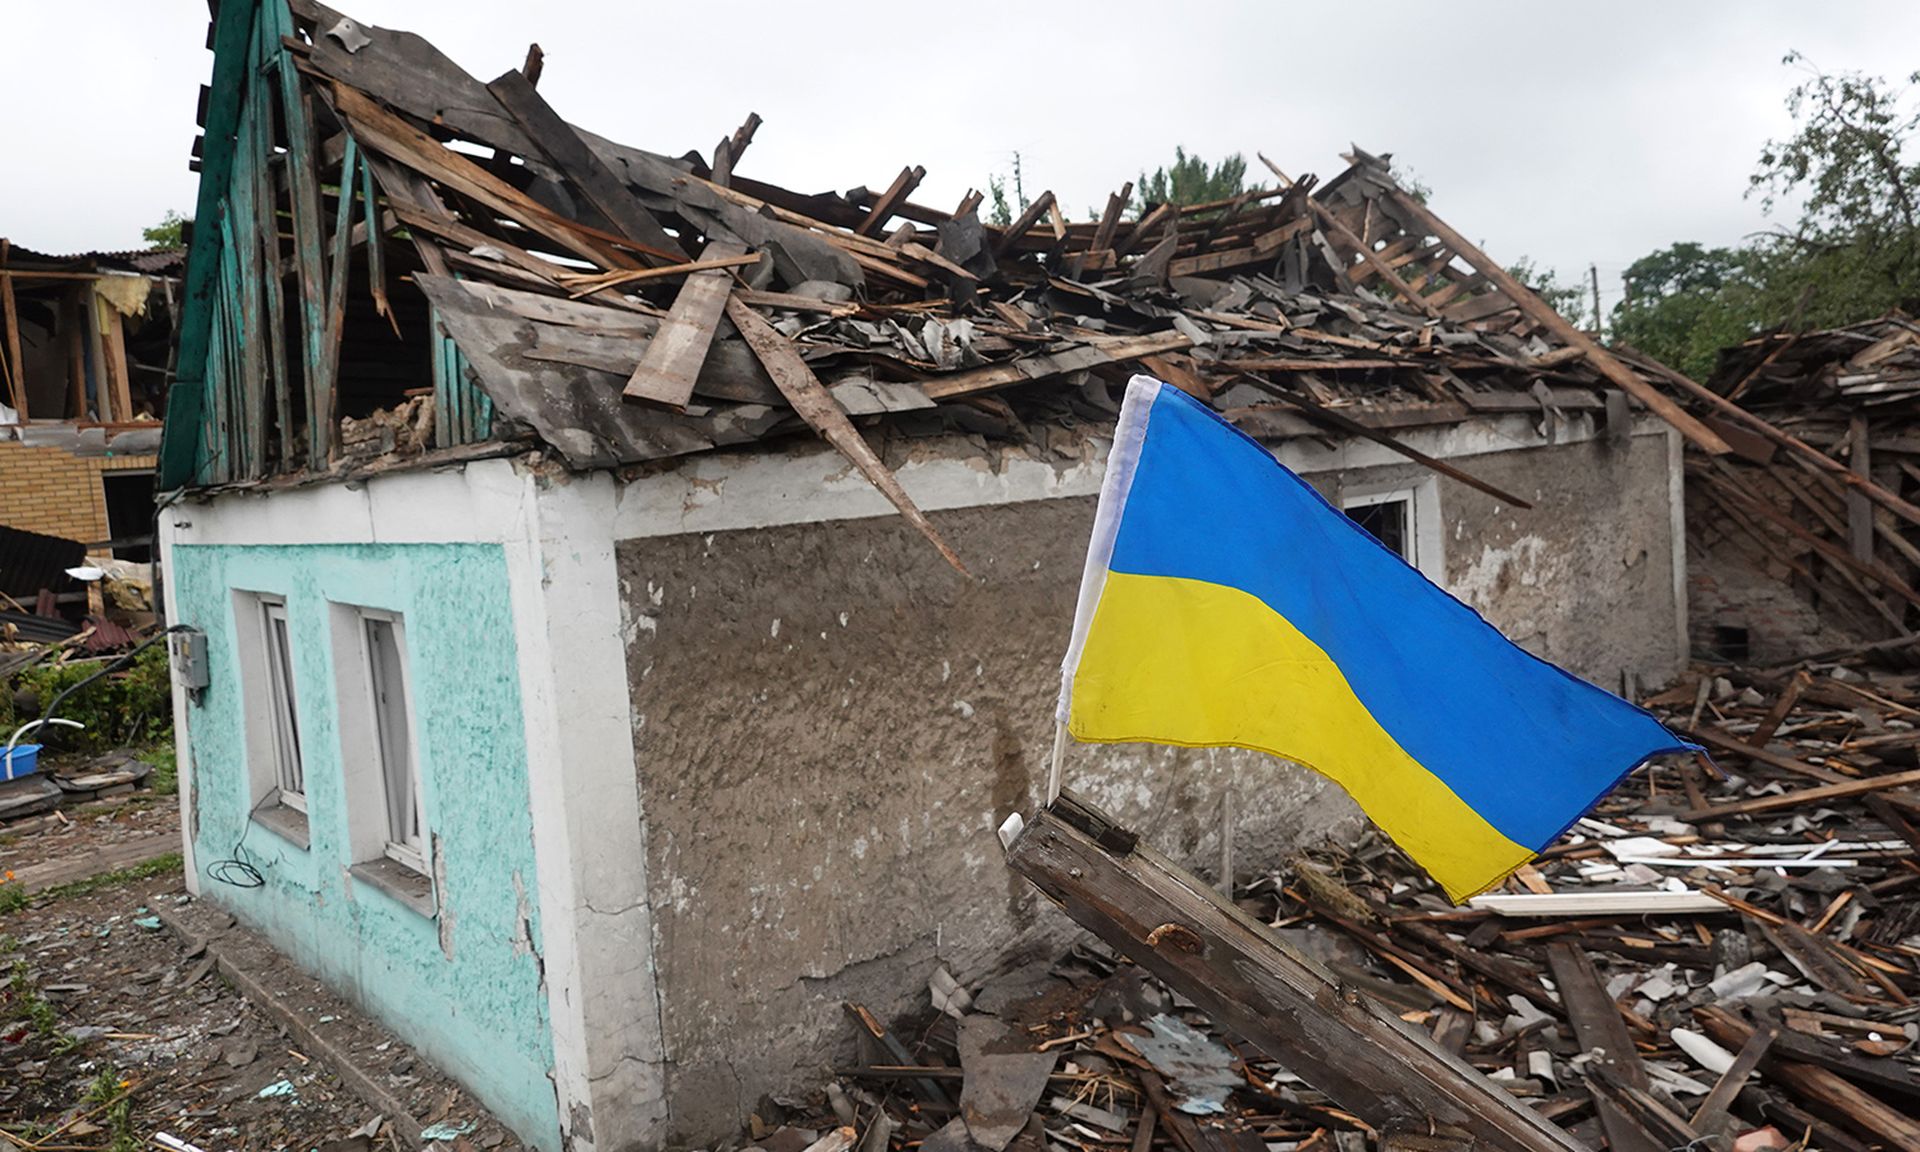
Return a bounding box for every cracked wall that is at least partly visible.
[169,542,560,1149]
[612,423,1683,1143]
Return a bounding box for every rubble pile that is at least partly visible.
[776,653,1920,1152]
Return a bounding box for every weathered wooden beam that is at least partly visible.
[856,165,926,237]
[724,297,968,577]
[623,239,747,412]
[484,68,686,262]
[1003,794,1588,1152]
[1380,185,1730,455]
[1545,944,1666,1152]
[992,191,1058,257]
[0,242,25,420]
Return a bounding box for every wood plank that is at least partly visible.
[710,111,761,188]
[1689,1023,1775,1132]
[1683,724,1848,786]
[316,136,360,464]
[1545,944,1663,1152]
[1848,413,1875,564]
[1002,794,1583,1152]
[623,240,747,411]
[327,81,638,273]
[1680,767,1920,821]
[63,290,86,420]
[0,242,24,420]
[267,12,335,469]
[1696,1007,1920,1149]
[1239,377,1534,509]
[1624,348,1920,531]
[484,68,685,262]
[724,297,967,576]
[97,294,134,426]
[157,0,256,488]
[1384,186,1730,454]
[253,84,295,464]
[856,166,926,237]
[991,191,1058,256]
[919,332,1192,401]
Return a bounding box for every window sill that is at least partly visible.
[350,856,436,919]
[251,803,310,850]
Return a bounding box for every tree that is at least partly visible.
[1605,56,1920,380]
[1508,257,1590,331]
[1135,147,1246,212]
[1609,244,1759,380]
[142,210,190,249]
[985,152,1030,229]
[1754,53,1920,288]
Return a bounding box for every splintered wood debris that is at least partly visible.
[179,0,1728,571]
[789,654,1920,1152]
[1648,312,1920,653]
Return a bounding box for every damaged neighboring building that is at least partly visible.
[156,3,1704,1149]
[0,241,179,553]
[1677,314,1920,664]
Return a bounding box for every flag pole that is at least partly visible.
[1044,721,1068,807]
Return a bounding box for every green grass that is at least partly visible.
[0,881,27,915]
[145,741,178,797]
[7,959,61,1039]
[86,1065,140,1152]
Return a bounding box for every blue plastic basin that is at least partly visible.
[1,743,42,781]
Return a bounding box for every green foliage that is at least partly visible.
[0,880,26,915]
[1610,55,1920,378]
[1610,243,1763,380]
[1509,257,1591,330]
[1,645,173,754]
[141,210,189,250]
[6,960,61,1040]
[1135,146,1246,212]
[85,1064,139,1152]
[986,152,1030,228]
[146,739,177,797]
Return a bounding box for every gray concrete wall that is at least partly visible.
[613,424,1685,1142]
[1333,429,1685,691]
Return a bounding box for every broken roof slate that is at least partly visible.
[168,0,1715,560]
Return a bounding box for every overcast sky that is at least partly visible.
[6,2,1920,313]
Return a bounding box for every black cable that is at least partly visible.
[205,805,267,889]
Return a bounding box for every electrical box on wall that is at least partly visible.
[171,629,210,691]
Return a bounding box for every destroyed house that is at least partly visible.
[0,242,180,573]
[157,3,1702,1148]
[1676,313,1920,665]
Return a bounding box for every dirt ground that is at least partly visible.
[1,792,526,1152]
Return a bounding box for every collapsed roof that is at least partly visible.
[0,241,183,427]
[163,1,1724,565]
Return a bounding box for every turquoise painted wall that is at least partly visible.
[170,543,558,1148]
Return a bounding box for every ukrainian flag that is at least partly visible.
[1059,375,1696,901]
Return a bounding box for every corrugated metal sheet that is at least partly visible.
[0,524,85,600]
[2,245,185,275]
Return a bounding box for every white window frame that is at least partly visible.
[1339,476,1444,582]
[260,598,306,814]
[354,608,427,875]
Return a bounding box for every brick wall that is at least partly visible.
[1686,485,1870,662]
[0,442,156,544]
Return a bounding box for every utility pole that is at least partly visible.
[1589,263,1603,339]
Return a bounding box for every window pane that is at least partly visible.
[365,618,418,850]
[1347,499,1409,561]
[264,605,303,799]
